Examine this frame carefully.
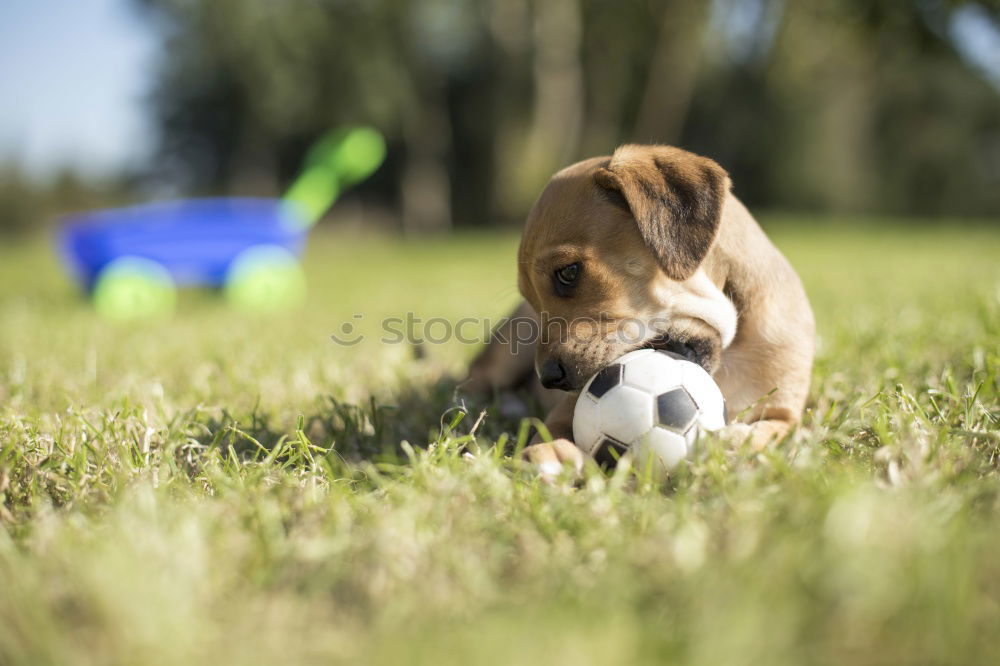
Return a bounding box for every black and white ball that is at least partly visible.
[573,349,727,474]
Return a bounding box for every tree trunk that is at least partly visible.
[633,1,712,144]
[401,77,452,234]
[507,0,584,212]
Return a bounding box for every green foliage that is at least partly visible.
[0,223,998,664]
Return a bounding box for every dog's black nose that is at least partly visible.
[538,357,570,390]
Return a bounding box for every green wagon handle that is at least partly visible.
[282,126,387,230]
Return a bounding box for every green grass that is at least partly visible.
[1,221,998,665]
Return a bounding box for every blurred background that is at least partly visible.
[2,0,1000,239]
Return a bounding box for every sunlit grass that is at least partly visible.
[1,220,998,665]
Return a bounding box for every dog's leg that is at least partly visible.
[522,393,586,478]
[719,415,796,450]
[464,301,565,418]
[463,301,538,394]
[716,333,813,451]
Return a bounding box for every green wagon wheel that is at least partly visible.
[224,245,306,313]
[92,256,177,320]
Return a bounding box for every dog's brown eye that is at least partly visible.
[553,263,580,295]
[555,263,579,285]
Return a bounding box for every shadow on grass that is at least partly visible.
[195,376,550,467]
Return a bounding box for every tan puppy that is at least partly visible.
[466,144,815,472]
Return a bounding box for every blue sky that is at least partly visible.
[0,0,158,178]
[951,4,1000,89]
[0,1,998,181]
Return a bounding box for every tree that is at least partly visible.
[132,0,1000,224]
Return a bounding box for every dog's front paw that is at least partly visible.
[523,439,586,481]
[717,422,753,444]
[716,420,791,450]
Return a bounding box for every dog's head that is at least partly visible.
[518,144,738,391]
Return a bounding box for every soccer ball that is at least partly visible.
[572,348,727,474]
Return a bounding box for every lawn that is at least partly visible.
[1,220,998,665]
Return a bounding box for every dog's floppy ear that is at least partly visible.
[594,144,729,281]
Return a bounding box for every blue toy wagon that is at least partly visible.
[58,127,385,318]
